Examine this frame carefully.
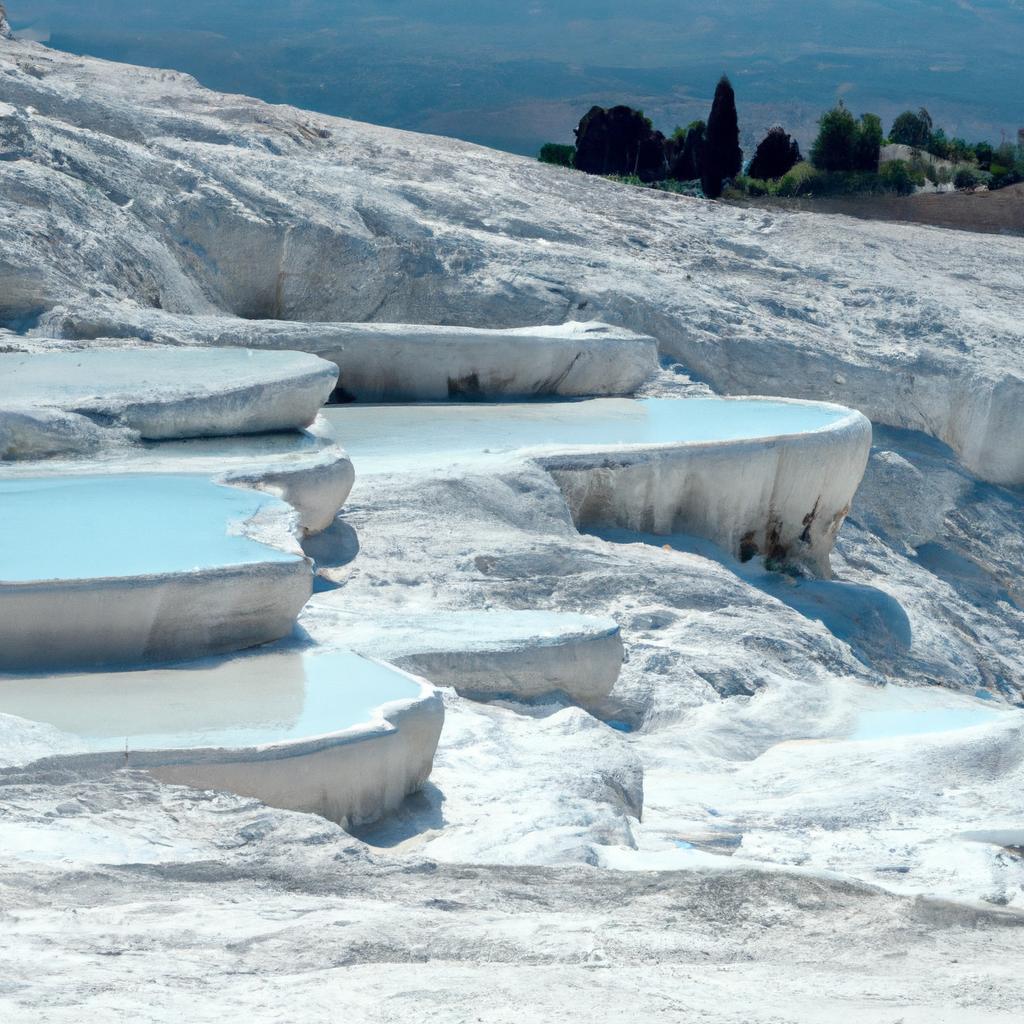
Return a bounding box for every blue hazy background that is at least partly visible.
[8,1,1023,154]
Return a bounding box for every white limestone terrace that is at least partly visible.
[0,473,312,670]
[0,346,338,459]
[324,396,872,575]
[39,309,660,401]
[0,37,1021,482]
[0,649,443,826]
[0,421,355,535]
[302,601,623,708]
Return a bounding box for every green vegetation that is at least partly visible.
[889,108,932,148]
[809,104,881,172]
[537,79,1023,201]
[538,143,575,167]
[733,159,923,199]
[667,120,705,182]
[748,127,802,181]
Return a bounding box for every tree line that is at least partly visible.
[539,78,1024,198]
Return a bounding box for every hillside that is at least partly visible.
[0,35,1021,483]
[1,32,1024,1023]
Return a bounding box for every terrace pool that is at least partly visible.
[0,474,300,583]
[322,396,855,473]
[847,685,1016,741]
[0,650,422,751]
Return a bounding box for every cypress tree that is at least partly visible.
[701,76,742,199]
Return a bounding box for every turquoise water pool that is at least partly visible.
[322,396,852,473]
[847,685,1015,741]
[850,707,1008,740]
[0,474,299,583]
[0,651,422,751]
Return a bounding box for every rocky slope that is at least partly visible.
[0,34,1022,482]
[1,30,1023,1023]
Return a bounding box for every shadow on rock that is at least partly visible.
[346,782,445,850]
[590,526,912,670]
[301,517,360,577]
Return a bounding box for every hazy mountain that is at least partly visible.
[8,1,1024,153]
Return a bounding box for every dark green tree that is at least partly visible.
[538,143,576,168]
[889,108,933,148]
[811,104,882,172]
[666,120,705,180]
[573,105,667,182]
[747,126,802,180]
[700,76,742,199]
[810,104,860,171]
[855,113,883,171]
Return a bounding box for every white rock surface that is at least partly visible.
[45,309,659,399]
[302,601,623,706]
[0,346,338,454]
[1,33,1023,1022]
[0,37,1019,480]
[538,399,872,576]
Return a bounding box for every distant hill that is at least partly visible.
[7,1,1024,154]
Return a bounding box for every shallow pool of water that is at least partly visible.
[0,651,421,751]
[322,397,852,473]
[0,474,298,583]
[850,707,1007,740]
[848,686,1014,741]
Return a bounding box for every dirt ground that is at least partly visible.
[736,182,1024,236]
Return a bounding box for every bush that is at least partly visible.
[666,120,705,181]
[879,160,920,195]
[954,167,990,190]
[538,143,575,168]
[776,161,818,196]
[747,126,802,180]
[927,127,951,160]
[736,175,772,196]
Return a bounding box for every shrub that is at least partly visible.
[538,143,576,168]
[776,161,818,196]
[954,167,989,190]
[747,126,802,180]
[573,105,667,182]
[974,141,994,170]
[701,76,742,199]
[879,160,919,195]
[855,113,883,171]
[927,127,951,160]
